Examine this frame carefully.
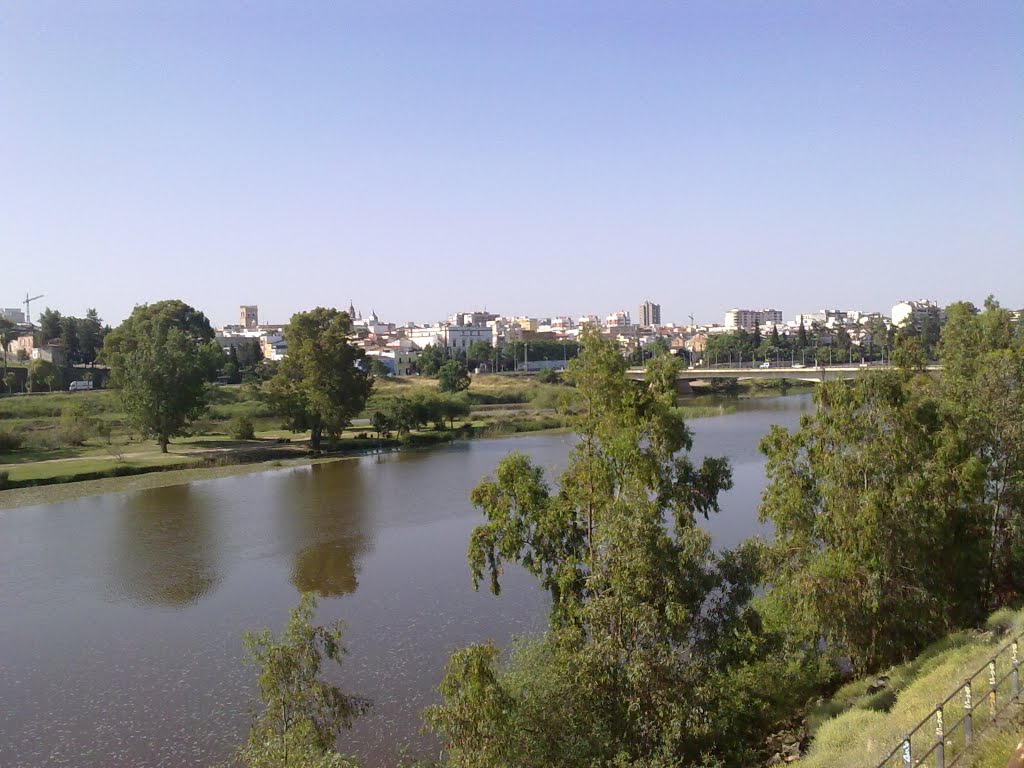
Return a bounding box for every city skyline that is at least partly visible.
[2,2,1022,328]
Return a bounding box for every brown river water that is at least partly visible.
[0,393,812,767]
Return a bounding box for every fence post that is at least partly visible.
[902,738,912,767]
[1013,641,1020,699]
[989,660,998,719]
[964,681,973,746]
[935,707,945,768]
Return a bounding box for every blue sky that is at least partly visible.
[2,1,1021,327]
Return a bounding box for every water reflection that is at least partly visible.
[107,484,222,606]
[278,461,371,597]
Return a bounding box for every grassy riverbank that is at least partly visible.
[0,373,785,505]
[796,609,1024,768]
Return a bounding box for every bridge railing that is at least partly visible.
[873,632,1022,768]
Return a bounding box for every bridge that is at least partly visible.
[625,363,942,393]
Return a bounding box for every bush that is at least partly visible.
[229,415,256,440]
[60,404,97,446]
[536,368,561,384]
[0,470,8,489]
[0,428,23,454]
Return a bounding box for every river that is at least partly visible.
[0,393,812,767]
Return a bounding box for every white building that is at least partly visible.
[892,300,945,331]
[407,323,491,352]
[605,310,631,328]
[725,308,783,330]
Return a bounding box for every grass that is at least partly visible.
[798,610,1024,768]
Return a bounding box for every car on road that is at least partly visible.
[792,362,805,368]
[758,361,771,368]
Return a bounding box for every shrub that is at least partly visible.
[229,415,256,440]
[536,368,561,384]
[60,404,97,446]
[0,428,23,454]
[0,470,8,489]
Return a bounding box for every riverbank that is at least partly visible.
[0,377,799,508]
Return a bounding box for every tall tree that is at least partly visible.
[426,327,747,766]
[758,372,987,671]
[77,308,105,365]
[36,307,63,345]
[103,300,220,452]
[938,298,1024,608]
[797,321,808,349]
[265,308,372,452]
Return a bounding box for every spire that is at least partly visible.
[348,299,356,318]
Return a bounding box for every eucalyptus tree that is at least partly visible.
[426,328,757,767]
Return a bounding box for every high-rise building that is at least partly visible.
[724,308,783,330]
[1,308,25,324]
[239,305,258,329]
[638,301,661,327]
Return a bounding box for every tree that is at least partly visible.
[265,308,372,452]
[0,317,19,380]
[3,372,15,394]
[426,327,750,766]
[438,392,471,428]
[797,321,808,349]
[36,307,62,344]
[237,593,368,768]
[758,372,987,672]
[467,340,494,370]
[437,360,471,393]
[416,344,445,376]
[60,316,82,365]
[77,308,105,365]
[367,358,391,378]
[28,358,62,392]
[103,300,220,452]
[770,324,781,349]
[938,298,1024,608]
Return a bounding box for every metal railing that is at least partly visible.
[875,632,1023,768]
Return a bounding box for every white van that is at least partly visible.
[68,380,94,392]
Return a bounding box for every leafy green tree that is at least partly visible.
[36,307,62,344]
[28,358,62,392]
[437,360,471,393]
[77,308,106,365]
[797,321,808,349]
[427,327,749,766]
[238,593,368,768]
[265,308,372,452]
[416,344,445,376]
[938,298,1024,607]
[3,371,15,394]
[467,340,494,370]
[438,392,471,428]
[60,316,82,365]
[758,372,987,672]
[367,358,391,378]
[103,300,220,452]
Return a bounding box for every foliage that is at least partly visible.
[238,593,368,768]
[103,300,220,453]
[0,316,20,378]
[59,404,97,446]
[466,340,494,370]
[230,415,257,440]
[437,360,471,393]
[368,358,391,378]
[264,308,372,452]
[28,358,62,392]
[427,327,773,766]
[535,368,560,384]
[758,371,989,672]
[937,298,1024,609]
[416,344,445,377]
[0,428,24,454]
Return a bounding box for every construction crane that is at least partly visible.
[689,313,695,327]
[23,293,43,327]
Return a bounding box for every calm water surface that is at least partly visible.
[0,393,812,767]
